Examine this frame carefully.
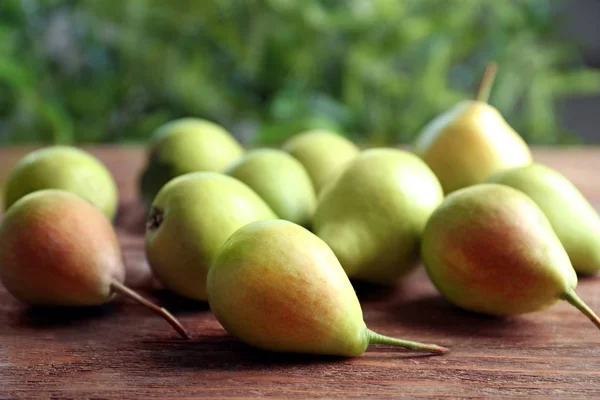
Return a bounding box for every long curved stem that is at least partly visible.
[110,280,190,339]
[367,329,448,354]
[476,62,498,103]
[561,288,600,330]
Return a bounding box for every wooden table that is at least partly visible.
[1,146,600,399]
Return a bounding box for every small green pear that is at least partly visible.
[0,190,189,338]
[414,63,532,194]
[282,129,359,193]
[207,219,448,356]
[139,118,244,208]
[225,148,316,227]
[487,163,600,275]
[422,183,600,330]
[313,148,444,284]
[145,172,277,301]
[3,146,118,219]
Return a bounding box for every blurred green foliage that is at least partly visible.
[1,0,599,146]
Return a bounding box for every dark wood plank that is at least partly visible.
[1,146,600,398]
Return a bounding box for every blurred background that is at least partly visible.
[0,0,599,147]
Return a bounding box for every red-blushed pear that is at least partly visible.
[282,129,359,193]
[487,163,600,275]
[207,219,448,357]
[0,189,189,339]
[3,146,118,220]
[414,63,532,194]
[421,183,600,330]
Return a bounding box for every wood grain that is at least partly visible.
[1,146,600,399]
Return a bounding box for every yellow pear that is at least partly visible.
[414,63,532,194]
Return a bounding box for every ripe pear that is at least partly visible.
[282,129,359,193]
[225,148,316,227]
[487,163,600,275]
[4,146,118,219]
[313,148,444,284]
[414,63,532,194]
[0,190,189,338]
[421,183,600,330]
[145,172,277,301]
[207,219,447,356]
[139,118,244,208]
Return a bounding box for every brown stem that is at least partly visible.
[475,62,498,103]
[110,280,190,339]
[561,288,600,330]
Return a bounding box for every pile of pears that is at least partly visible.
[2,62,600,359]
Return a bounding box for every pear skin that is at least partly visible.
[313,148,444,284]
[207,220,448,356]
[421,183,600,330]
[3,146,118,219]
[226,148,316,227]
[139,118,244,208]
[145,172,277,301]
[0,190,189,338]
[487,163,600,275]
[282,129,359,193]
[414,63,532,194]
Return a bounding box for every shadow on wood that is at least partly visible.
[11,302,121,329]
[138,333,439,372]
[385,295,544,339]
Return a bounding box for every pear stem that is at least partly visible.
[561,289,600,330]
[367,329,448,354]
[475,62,498,103]
[110,280,191,339]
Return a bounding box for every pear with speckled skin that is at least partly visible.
[421,183,600,330]
[487,163,600,275]
[3,146,118,219]
[414,63,531,194]
[139,118,244,208]
[282,130,359,193]
[0,190,189,338]
[207,219,448,356]
[226,149,316,227]
[313,148,444,284]
[145,172,277,301]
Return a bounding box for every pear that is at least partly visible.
[0,189,189,338]
[225,148,316,227]
[139,118,244,208]
[282,129,359,193]
[313,148,444,284]
[421,183,600,330]
[487,163,600,275]
[207,219,448,356]
[414,63,532,194]
[145,172,277,301]
[3,146,118,220]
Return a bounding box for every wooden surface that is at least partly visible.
[1,146,600,399]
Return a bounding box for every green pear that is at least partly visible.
[3,146,118,219]
[414,63,532,194]
[139,118,244,208]
[225,148,316,227]
[207,219,448,356]
[0,189,189,338]
[313,148,443,284]
[421,183,600,330]
[145,172,277,301]
[487,163,600,275]
[282,129,359,193]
